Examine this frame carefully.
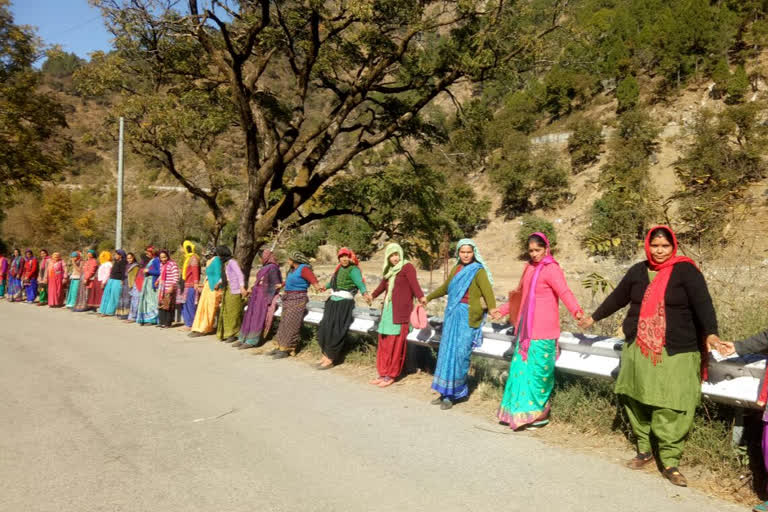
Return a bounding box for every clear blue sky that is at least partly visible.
[10,0,113,61]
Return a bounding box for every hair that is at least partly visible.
[126,252,136,262]
[40,249,49,255]
[158,249,170,259]
[649,228,673,244]
[527,234,547,248]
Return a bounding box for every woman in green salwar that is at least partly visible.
[215,246,245,342]
[580,226,721,487]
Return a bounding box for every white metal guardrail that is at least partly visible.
[276,301,766,410]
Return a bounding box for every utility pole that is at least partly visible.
[116,117,124,249]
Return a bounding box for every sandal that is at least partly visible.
[662,466,687,487]
[625,452,654,470]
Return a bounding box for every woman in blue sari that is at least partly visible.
[136,246,161,325]
[7,249,23,302]
[425,239,497,410]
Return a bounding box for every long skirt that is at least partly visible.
[181,288,198,327]
[38,283,48,305]
[136,284,159,325]
[7,277,22,302]
[216,290,243,340]
[87,280,105,309]
[274,292,309,353]
[238,287,272,346]
[0,277,6,297]
[65,279,80,308]
[73,280,93,312]
[48,277,65,307]
[377,324,410,379]
[158,289,176,327]
[431,302,480,401]
[98,279,123,315]
[497,338,556,429]
[127,286,141,321]
[116,280,131,318]
[24,279,38,302]
[615,342,700,468]
[317,298,355,362]
[191,286,221,334]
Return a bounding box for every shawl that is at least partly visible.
[291,251,310,265]
[446,261,485,349]
[515,232,558,361]
[636,226,698,367]
[182,240,197,278]
[126,262,139,288]
[261,249,278,266]
[205,256,222,292]
[10,253,22,277]
[82,257,98,282]
[381,243,407,304]
[334,247,364,283]
[455,238,493,286]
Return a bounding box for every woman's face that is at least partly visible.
[114,252,122,261]
[13,250,19,257]
[25,251,32,259]
[458,245,474,265]
[339,255,350,266]
[287,258,296,268]
[159,252,169,263]
[145,250,153,259]
[649,235,674,264]
[388,253,401,266]
[87,252,95,260]
[127,254,135,264]
[528,242,547,263]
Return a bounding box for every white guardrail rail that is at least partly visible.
[275,301,767,410]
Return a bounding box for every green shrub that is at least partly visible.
[567,118,604,173]
[615,75,639,112]
[517,215,557,255]
[726,65,749,103]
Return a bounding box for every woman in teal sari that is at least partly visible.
[425,239,497,410]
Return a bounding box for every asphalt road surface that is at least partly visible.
[0,303,744,512]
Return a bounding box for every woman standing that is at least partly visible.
[494,232,583,430]
[270,252,321,358]
[425,239,496,410]
[216,246,245,342]
[126,254,148,322]
[136,247,161,325]
[189,246,222,337]
[73,250,98,312]
[370,243,426,387]
[98,250,126,316]
[317,248,372,369]
[46,252,66,307]
[65,252,82,309]
[234,249,283,350]
[22,250,38,304]
[87,251,112,311]
[157,250,180,328]
[0,252,8,298]
[7,249,23,302]
[180,240,201,328]
[37,249,51,306]
[117,253,138,319]
[579,226,720,487]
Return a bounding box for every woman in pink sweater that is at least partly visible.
[493,232,583,430]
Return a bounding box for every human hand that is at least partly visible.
[418,296,427,306]
[575,310,584,321]
[363,292,372,305]
[274,282,283,289]
[716,341,736,357]
[489,308,502,321]
[578,316,595,330]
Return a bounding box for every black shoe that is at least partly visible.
[440,399,454,410]
[238,343,256,350]
[272,350,290,359]
[188,331,204,338]
[265,348,281,356]
[223,336,237,343]
[231,342,244,348]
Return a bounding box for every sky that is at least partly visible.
[10,0,114,61]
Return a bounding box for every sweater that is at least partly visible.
[371,263,425,324]
[427,264,496,328]
[497,263,582,340]
[285,264,318,292]
[592,261,718,355]
[109,259,126,280]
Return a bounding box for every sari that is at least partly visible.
[216,251,244,340]
[191,256,222,334]
[73,254,98,312]
[65,253,82,308]
[7,254,23,302]
[238,250,282,347]
[0,256,7,297]
[47,255,66,307]
[22,254,38,303]
[37,255,50,305]
[136,257,160,325]
[88,252,112,309]
[117,262,138,318]
[157,258,180,327]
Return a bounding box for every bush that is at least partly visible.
[517,215,557,255]
[615,75,639,112]
[567,118,604,173]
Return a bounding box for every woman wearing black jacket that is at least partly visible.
[580,226,722,487]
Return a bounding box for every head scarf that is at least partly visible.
[637,226,698,368]
[334,247,364,283]
[290,251,310,266]
[98,251,112,265]
[455,238,493,286]
[515,232,558,360]
[182,240,197,278]
[382,243,407,304]
[116,249,127,259]
[87,249,96,257]
[70,251,80,260]
[261,249,278,266]
[146,245,158,257]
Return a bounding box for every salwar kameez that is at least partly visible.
[497,338,557,428]
[24,279,38,303]
[376,306,410,379]
[217,287,243,339]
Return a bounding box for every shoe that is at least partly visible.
[525,420,549,430]
[662,467,687,487]
[430,396,444,405]
[231,342,244,348]
[440,399,453,410]
[626,452,654,470]
[752,500,768,512]
[188,331,204,338]
[265,348,281,356]
[272,350,290,359]
[317,363,334,371]
[238,343,256,350]
[223,336,237,343]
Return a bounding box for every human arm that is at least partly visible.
[425,266,455,302]
[371,280,387,300]
[727,330,768,355]
[546,266,584,320]
[679,262,719,339]
[475,268,496,310]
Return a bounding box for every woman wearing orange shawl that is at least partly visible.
[580,226,721,487]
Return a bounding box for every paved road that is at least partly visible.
[0,303,743,512]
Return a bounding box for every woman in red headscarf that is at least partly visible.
[580,226,721,487]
